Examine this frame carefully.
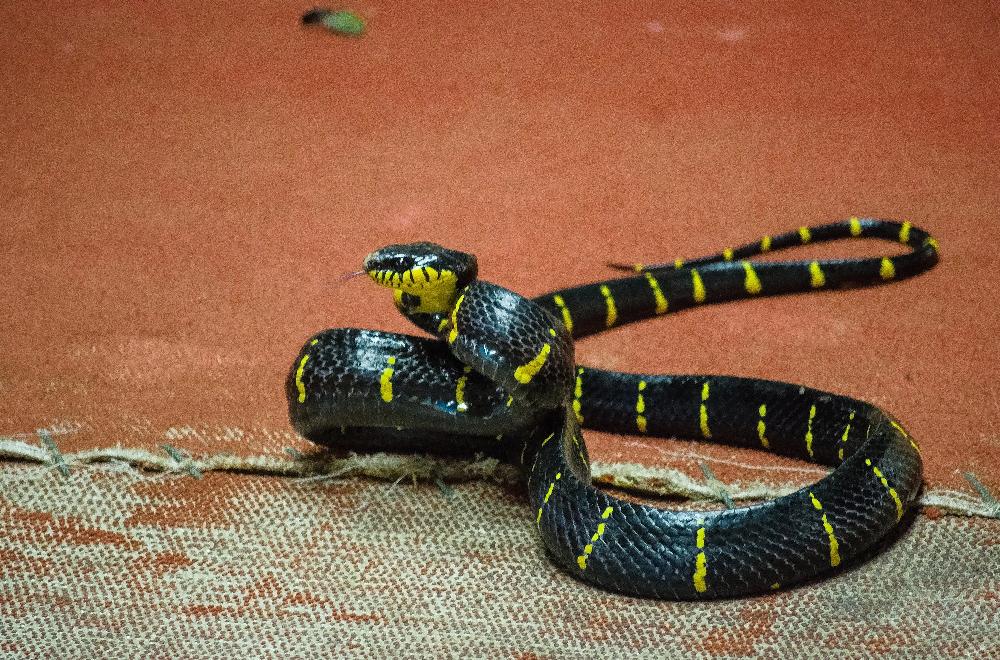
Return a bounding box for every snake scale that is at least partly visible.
[287,217,939,599]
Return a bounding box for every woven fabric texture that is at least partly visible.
[2,467,998,657]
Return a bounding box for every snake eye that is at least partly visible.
[400,291,420,307]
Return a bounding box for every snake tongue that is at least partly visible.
[339,269,367,282]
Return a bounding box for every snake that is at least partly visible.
[287,217,939,599]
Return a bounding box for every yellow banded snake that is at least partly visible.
[287,217,937,599]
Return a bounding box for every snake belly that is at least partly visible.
[288,217,938,599]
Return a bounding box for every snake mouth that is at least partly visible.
[367,266,457,292]
[366,266,461,314]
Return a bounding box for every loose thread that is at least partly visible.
[963,471,999,508]
[699,461,734,509]
[434,477,456,501]
[37,429,69,478]
[162,444,203,479]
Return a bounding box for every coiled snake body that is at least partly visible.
[287,218,938,599]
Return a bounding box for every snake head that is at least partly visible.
[364,242,478,315]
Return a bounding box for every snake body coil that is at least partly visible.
[288,218,938,599]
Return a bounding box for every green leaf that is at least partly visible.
[323,11,365,36]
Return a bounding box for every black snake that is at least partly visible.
[287,217,938,599]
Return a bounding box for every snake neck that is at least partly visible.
[397,302,453,337]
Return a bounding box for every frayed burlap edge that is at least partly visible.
[2,435,997,519]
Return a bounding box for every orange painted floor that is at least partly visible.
[2,2,999,494]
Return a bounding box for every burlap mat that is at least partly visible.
[2,466,998,657]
